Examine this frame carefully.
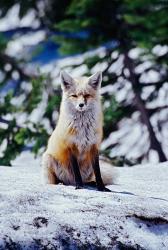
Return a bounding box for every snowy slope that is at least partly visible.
[0,153,168,250]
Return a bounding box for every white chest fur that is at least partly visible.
[68,110,99,151]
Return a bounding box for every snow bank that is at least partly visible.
[0,153,168,249]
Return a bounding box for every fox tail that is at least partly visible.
[99,160,115,185]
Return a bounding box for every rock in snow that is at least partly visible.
[0,152,168,250]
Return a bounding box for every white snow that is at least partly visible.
[0,152,168,249]
[0,4,39,31]
[6,31,46,58]
[152,45,168,57]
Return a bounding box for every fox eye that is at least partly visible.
[84,94,92,98]
[70,94,77,98]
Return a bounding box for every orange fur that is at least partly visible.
[42,71,110,186]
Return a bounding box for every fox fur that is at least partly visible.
[42,71,113,189]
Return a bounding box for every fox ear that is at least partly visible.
[88,71,102,90]
[60,71,74,90]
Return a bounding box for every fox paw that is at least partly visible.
[75,184,83,190]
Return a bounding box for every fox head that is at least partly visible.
[60,71,102,112]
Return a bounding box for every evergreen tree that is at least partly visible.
[0,0,167,165]
[54,0,168,162]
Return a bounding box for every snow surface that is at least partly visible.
[0,152,168,249]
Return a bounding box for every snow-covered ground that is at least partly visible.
[0,152,168,249]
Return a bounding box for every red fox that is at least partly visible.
[42,71,112,191]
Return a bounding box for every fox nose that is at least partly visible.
[79,103,84,108]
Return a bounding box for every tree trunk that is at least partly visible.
[124,52,167,162]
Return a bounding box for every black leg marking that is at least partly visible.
[71,155,83,189]
[92,153,111,192]
[85,181,97,188]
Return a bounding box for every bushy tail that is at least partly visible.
[99,160,115,185]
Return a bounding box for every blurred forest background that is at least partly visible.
[0,0,168,166]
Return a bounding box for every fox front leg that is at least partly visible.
[92,153,111,192]
[71,155,83,189]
